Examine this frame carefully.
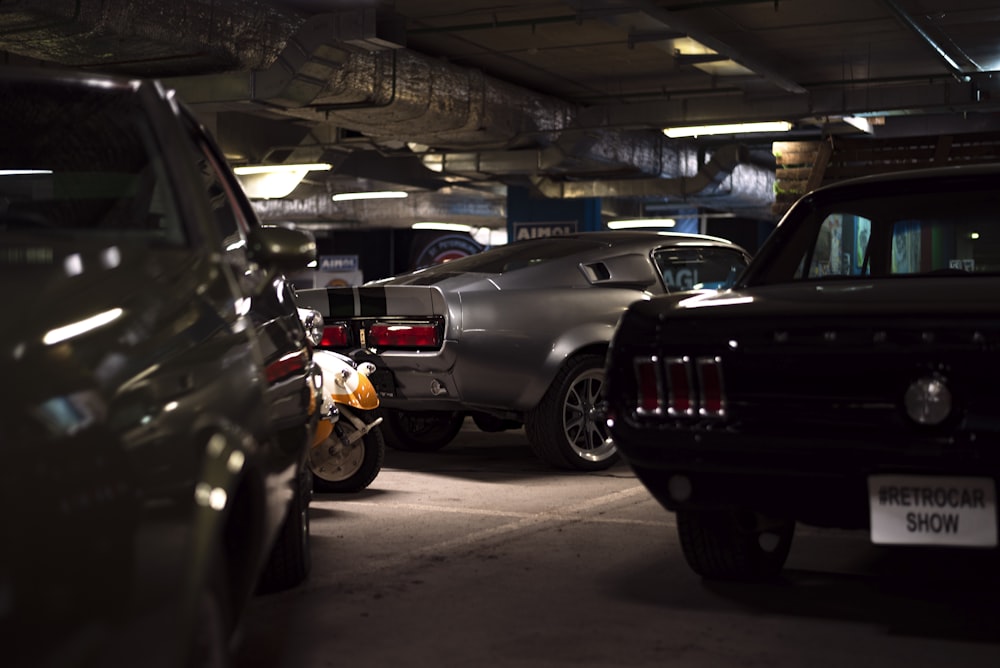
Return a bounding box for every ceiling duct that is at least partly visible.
[421,129,690,178]
[0,0,303,75]
[250,189,506,228]
[170,9,578,152]
[164,8,768,201]
[529,144,775,210]
[7,2,774,207]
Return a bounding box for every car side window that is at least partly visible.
[797,213,872,278]
[192,141,250,251]
[889,219,984,274]
[180,116,268,298]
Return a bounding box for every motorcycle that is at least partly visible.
[300,308,386,493]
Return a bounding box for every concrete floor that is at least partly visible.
[234,419,1000,668]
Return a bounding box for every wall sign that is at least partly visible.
[513,221,578,241]
[319,255,359,272]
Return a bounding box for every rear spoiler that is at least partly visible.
[295,285,448,319]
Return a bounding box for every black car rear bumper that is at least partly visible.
[613,422,1000,530]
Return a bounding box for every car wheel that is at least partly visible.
[310,413,385,493]
[524,353,618,471]
[676,508,794,581]
[380,409,464,451]
[257,467,312,594]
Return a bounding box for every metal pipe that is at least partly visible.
[881,0,971,82]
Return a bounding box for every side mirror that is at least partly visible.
[248,225,317,272]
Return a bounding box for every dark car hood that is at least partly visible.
[640,277,1000,321]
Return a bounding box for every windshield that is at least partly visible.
[653,246,748,291]
[744,179,1000,285]
[0,79,185,245]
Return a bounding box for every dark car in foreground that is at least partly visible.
[605,163,1000,581]
[296,231,750,471]
[0,67,319,666]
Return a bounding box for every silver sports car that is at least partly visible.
[296,231,751,470]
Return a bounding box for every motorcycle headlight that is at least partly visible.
[297,307,325,347]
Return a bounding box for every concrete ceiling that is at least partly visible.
[5,0,1000,229]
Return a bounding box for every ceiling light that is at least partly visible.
[0,169,52,176]
[233,163,332,199]
[332,190,409,202]
[662,121,792,138]
[412,222,508,246]
[412,222,472,232]
[607,218,676,229]
[232,163,332,175]
[43,308,124,345]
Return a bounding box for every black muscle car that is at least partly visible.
[604,163,1000,581]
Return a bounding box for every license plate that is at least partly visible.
[369,369,397,398]
[868,475,997,547]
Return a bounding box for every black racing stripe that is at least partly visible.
[325,287,358,317]
[357,287,388,316]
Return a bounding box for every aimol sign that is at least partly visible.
[514,221,578,241]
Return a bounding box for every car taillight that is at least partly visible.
[266,348,308,383]
[635,356,662,414]
[697,356,726,417]
[321,324,351,348]
[665,357,694,416]
[632,355,725,419]
[368,322,441,349]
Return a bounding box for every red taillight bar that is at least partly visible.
[321,324,351,348]
[634,356,662,414]
[368,322,441,349]
[665,356,694,417]
[266,348,309,384]
[632,354,726,419]
[696,356,726,417]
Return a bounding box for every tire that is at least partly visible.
[676,508,795,582]
[380,408,464,452]
[524,353,617,471]
[257,466,312,594]
[310,412,385,493]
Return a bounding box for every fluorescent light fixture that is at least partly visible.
[332,190,409,202]
[412,222,472,232]
[412,222,508,246]
[233,163,332,199]
[663,121,792,138]
[233,163,332,175]
[607,218,676,229]
[0,169,53,176]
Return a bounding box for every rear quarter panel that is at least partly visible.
[454,286,650,410]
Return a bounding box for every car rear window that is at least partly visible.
[746,176,1000,284]
[0,79,185,245]
[653,247,749,291]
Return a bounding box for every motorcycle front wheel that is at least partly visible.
[310,409,385,493]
